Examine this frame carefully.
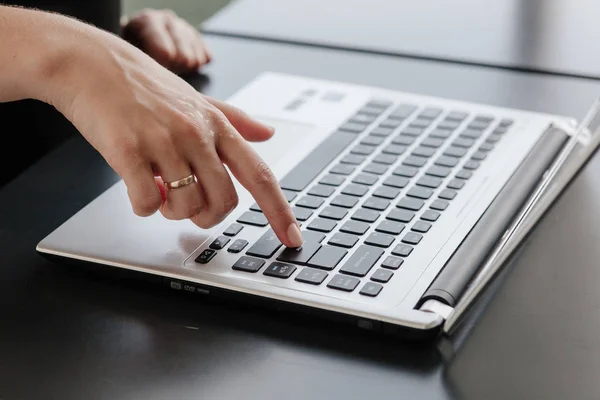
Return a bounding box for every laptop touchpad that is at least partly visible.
[249,117,317,167]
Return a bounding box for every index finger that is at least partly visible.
[217,130,303,248]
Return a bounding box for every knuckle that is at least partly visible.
[184,202,204,219]
[131,193,161,216]
[252,160,276,187]
[221,191,239,215]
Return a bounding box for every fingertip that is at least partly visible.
[286,222,304,248]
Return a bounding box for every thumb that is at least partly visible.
[204,97,275,142]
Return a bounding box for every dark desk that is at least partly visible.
[204,0,600,80]
[2,35,600,399]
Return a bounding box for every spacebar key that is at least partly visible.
[280,131,357,192]
[339,245,384,277]
[246,229,282,258]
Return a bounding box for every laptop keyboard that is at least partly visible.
[195,98,514,298]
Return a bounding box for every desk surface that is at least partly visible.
[2,35,600,400]
[204,0,600,80]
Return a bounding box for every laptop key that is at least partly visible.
[410,119,431,129]
[353,173,378,186]
[364,232,395,248]
[331,194,359,208]
[302,230,326,243]
[464,160,480,170]
[460,129,483,139]
[373,186,401,199]
[452,137,475,148]
[363,163,388,175]
[417,176,443,189]
[376,220,405,235]
[435,156,459,168]
[392,135,415,146]
[295,267,328,285]
[195,249,217,264]
[350,114,377,125]
[471,151,487,161]
[382,144,407,155]
[371,268,394,283]
[479,142,494,152]
[421,209,441,222]
[412,221,432,233]
[370,126,394,137]
[360,282,383,297]
[402,232,423,245]
[390,104,418,119]
[319,206,348,220]
[467,120,490,130]
[384,176,410,188]
[340,220,370,235]
[307,245,348,270]
[361,135,385,146]
[419,107,442,119]
[426,165,452,178]
[421,137,445,148]
[437,120,460,130]
[403,155,428,168]
[339,122,368,133]
[307,218,337,233]
[280,131,355,191]
[446,111,468,121]
[308,184,335,198]
[447,179,465,190]
[486,133,503,143]
[352,208,380,223]
[319,174,345,186]
[263,262,297,279]
[407,186,434,200]
[358,106,384,116]
[392,244,414,257]
[328,232,359,248]
[439,189,457,200]
[397,197,424,211]
[412,146,436,158]
[393,166,419,178]
[381,255,404,270]
[293,206,314,222]
[232,256,265,273]
[250,203,262,212]
[430,199,450,211]
[210,236,231,250]
[330,164,356,175]
[351,145,376,156]
[339,244,384,277]
[363,197,390,211]
[341,183,369,197]
[366,98,393,109]
[237,211,268,227]
[401,127,424,137]
[444,146,467,158]
[328,274,361,292]
[277,242,321,265]
[221,237,263,260]
[380,119,402,129]
[340,154,366,165]
[296,195,325,209]
[429,129,452,139]
[456,169,473,180]
[372,154,398,165]
[493,126,508,134]
[246,230,282,258]
[223,223,244,237]
[387,208,415,223]
[499,118,514,127]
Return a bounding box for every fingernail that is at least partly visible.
[287,222,304,248]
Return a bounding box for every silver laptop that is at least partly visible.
[36,72,600,337]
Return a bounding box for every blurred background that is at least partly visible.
[124,0,231,23]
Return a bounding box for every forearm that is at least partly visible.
[0,5,89,106]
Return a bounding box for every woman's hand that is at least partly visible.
[19,9,303,248]
[121,9,212,74]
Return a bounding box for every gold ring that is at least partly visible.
[164,174,195,190]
